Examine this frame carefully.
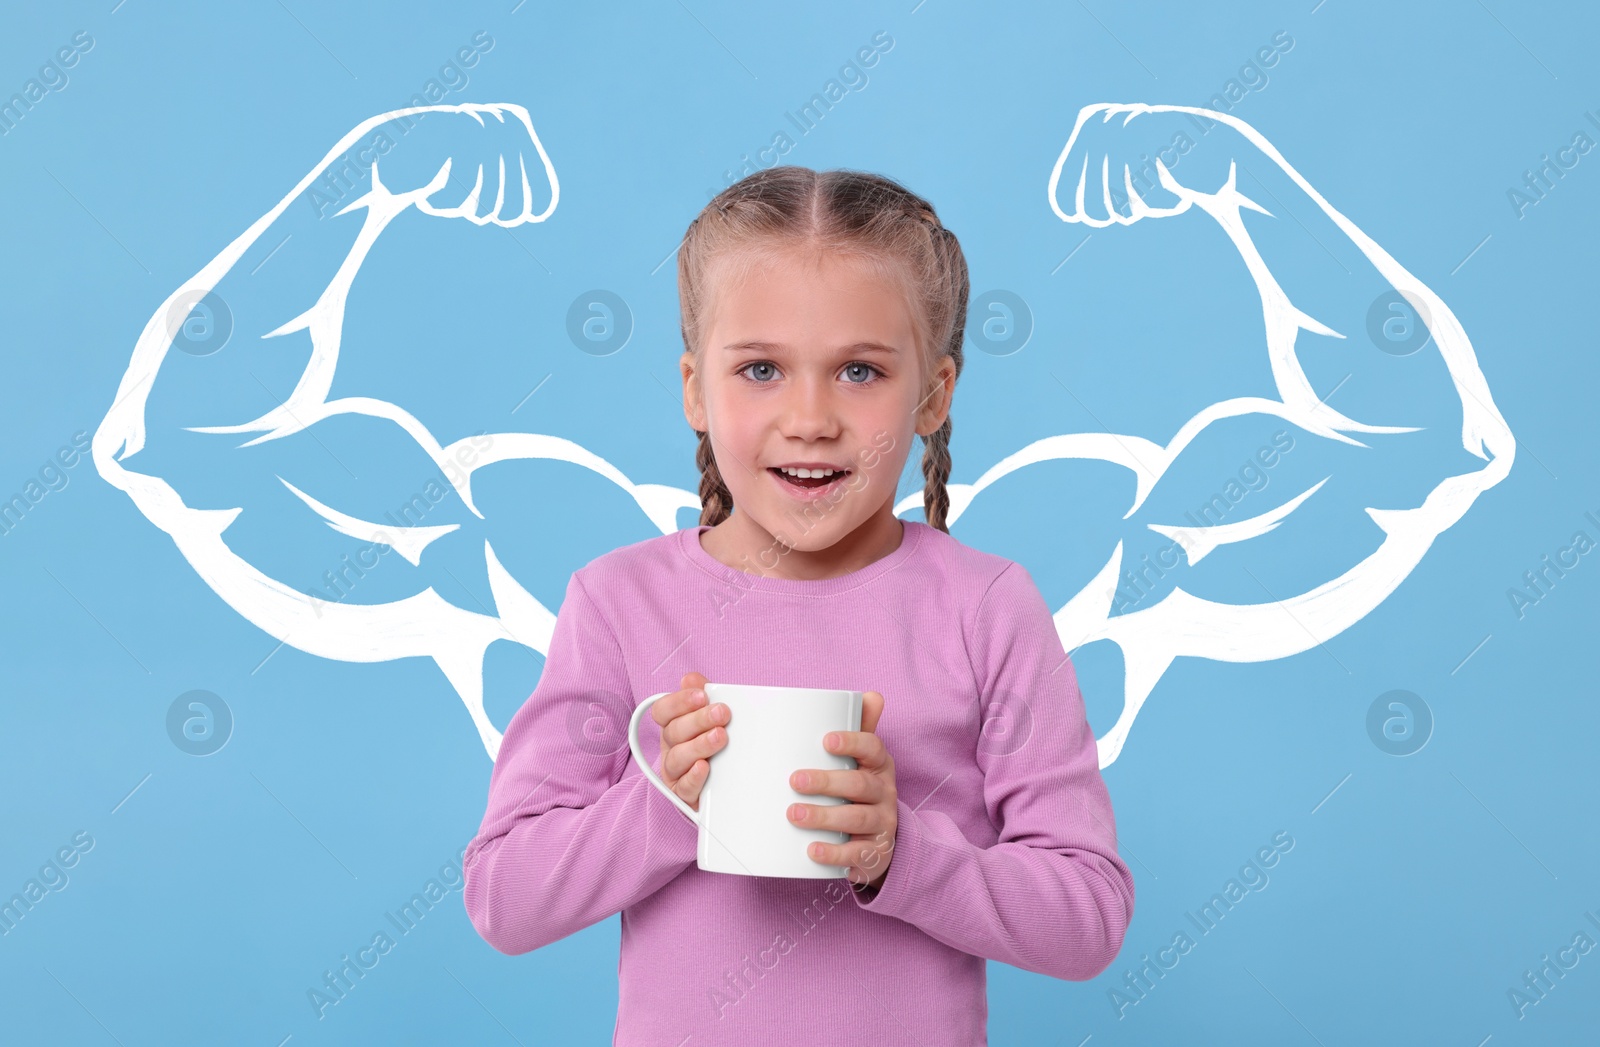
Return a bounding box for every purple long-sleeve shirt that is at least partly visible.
[463,520,1135,1046]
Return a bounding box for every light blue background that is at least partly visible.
[2,1,1596,1044]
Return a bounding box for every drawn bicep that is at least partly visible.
[937,454,1137,611]
[1124,412,1490,610]
[126,413,480,605]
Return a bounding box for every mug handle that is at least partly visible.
[627,692,702,826]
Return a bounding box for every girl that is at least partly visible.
[463,167,1134,1046]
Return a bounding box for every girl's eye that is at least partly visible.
[737,361,882,384]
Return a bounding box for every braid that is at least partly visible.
[696,428,734,527]
[918,223,966,534]
[921,416,954,533]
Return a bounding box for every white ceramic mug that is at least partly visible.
[627,683,864,879]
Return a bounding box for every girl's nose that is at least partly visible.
[780,376,842,440]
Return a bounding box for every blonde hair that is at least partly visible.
[678,166,969,532]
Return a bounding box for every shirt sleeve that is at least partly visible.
[848,561,1136,981]
[462,569,699,955]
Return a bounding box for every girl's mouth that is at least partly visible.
[769,467,851,497]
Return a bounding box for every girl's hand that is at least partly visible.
[787,690,897,891]
[651,671,729,812]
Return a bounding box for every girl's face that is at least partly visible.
[681,244,954,561]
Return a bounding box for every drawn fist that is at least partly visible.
[343,102,558,226]
[1049,102,1261,226]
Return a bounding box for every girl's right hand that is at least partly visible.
[651,671,729,812]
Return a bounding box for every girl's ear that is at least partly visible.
[681,350,708,432]
[914,355,958,436]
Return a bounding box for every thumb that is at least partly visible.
[681,670,709,692]
[860,690,884,735]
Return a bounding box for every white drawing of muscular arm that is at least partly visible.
[900,104,1515,768]
[93,103,698,760]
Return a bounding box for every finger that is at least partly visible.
[1100,153,1117,220]
[663,723,728,781]
[658,670,716,738]
[672,758,709,805]
[661,699,729,749]
[1130,160,1185,216]
[859,691,884,735]
[1122,165,1148,221]
[489,151,539,226]
[790,766,879,803]
[1072,151,1090,220]
[488,154,507,221]
[417,156,453,200]
[650,685,705,728]
[788,800,886,835]
[462,163,490,223]
[807,835,894,873]
[420,161,487,221]
[512,151,536,221]
[823,727,887,770]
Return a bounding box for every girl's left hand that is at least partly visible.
[788,690,897,891]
